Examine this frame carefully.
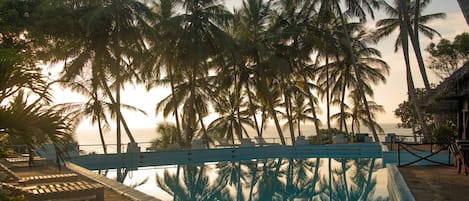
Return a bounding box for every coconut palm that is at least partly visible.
[53,77,147,154]
[347,90,385,135]
[373,0,445,91]
[207,91,255,145]
[144,0,185,145]
[318,0,382,141]
[42,1,154,155]
[233,0,289,145]
[319,23,389,140]
[156,70,216,146]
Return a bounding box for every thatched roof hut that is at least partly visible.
[424,61,469,139]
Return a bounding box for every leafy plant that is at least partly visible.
[432,125,456,146]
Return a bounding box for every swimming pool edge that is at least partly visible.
[65,162,160,201]
[387,164,416,201]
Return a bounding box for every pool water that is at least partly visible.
[100,158,388,201]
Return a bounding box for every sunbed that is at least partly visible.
[1,181,104,201]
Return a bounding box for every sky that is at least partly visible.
[52,0,469,130]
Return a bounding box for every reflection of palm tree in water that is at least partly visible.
[155,164,229,200]
[151,158,385,200]
[319,158,386,201]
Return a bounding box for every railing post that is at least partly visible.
[397,142,401,166]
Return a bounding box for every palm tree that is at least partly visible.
[207,91,255,145]
[373,0,445,91]
[156,71,216,147]
[320,24,389,141]
[44,1,153,155]
[144,0,184,145]
[53,77,147,154]
[0,91,75,167]
[234,0,288,145]
[320,0,382,141]
[347,90,385,135]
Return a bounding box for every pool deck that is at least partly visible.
[399,165,469,201]
[0,159,142,201]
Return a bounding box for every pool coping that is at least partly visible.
[66,162,160,201]
[387,164,415,201]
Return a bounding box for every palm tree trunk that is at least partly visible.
[399,0,431,142]
[284,89,296,145]
[302,74,320,140]
[168,64,183,145]
[186,68,197,146]
[247,89,262,137]
[340,81,347,133]
[342,159,350,200]
[97,115,107,154]
[405,0,431,91]
[195,104,209,148]
[326,56,332,142]
[362,158,376,201]
[99,76,136,143]
[248,160,259,201]
[261,77,286,145]
[271,108,287,145]
[335,3,379,142]
[116,76,122,154]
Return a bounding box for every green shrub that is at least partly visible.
[0,189,26,201]
[432,125,456,146]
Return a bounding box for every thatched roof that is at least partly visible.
[425,61,469,105]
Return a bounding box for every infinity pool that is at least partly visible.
[98,157,388,201]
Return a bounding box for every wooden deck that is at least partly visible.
[0,159,135,201]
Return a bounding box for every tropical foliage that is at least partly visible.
[0,0,449,153]
[426,32,469,80]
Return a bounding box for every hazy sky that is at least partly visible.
[53,0,469,129]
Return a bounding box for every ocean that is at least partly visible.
[75,123,415,154]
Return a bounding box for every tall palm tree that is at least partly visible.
[144,0,184,145]
[373,0,445,91]
[397,0,432,142]
[321,24,389,141]
[53,77,147,154]
[234,0,288,145]
[320,0,382,141]
[287,90,318,136]
[207,91,255,145]
[45,1,153,154]
[336,89,385,135]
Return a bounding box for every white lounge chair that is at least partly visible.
[254,136,280,146]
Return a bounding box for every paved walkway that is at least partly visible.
[399,165,469,201]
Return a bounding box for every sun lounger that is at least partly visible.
[5,156,46,163]
[1,181,104,201]
[0,162,78,185]
[18,173,79,185]
[215,139,239,148]
[254,136,280,146]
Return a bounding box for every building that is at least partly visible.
[425,61,469,139]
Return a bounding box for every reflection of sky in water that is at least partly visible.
[100,158,388,201]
